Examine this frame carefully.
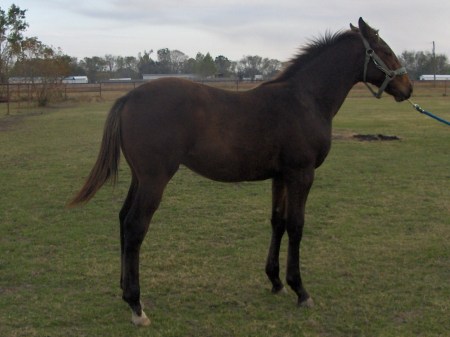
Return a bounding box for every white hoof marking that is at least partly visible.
[299,297,314,308]
[131,310,151,326]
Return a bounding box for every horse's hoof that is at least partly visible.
[273,286,288,295]
[299,297,314,308]
[131,310,151,326]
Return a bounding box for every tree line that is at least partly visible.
[398,51,450,80]
[1,4,450,99]
[76,50,283,83]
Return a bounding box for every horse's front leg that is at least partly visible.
[265,177,287,294]
[285,168,315,307]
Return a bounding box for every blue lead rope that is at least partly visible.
[407,99,450,126]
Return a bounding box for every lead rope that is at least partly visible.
[407,99,450,126]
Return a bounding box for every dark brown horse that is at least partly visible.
[69,18,412,326]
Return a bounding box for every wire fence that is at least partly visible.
[0,79,262,114]
[0,79,448,115]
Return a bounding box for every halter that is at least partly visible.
[360,34,407,98]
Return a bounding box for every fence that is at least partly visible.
[0,79,259,114]
[1,79,449,115]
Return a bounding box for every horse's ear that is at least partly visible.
[358,17,379,40]
[350,23,359,32]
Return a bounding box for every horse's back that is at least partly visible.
[120,78,249,150]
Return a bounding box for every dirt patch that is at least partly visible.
[353,134,401,141]
[333,132,400,141]
[0,115,23,131]
[0,111,43,132]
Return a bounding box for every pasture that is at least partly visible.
[0,84,449,336]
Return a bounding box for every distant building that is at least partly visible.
[62,76,89,84]
[8,77,45,84]
[419,74,450,81]
[107,78,132,82]
[142,74,198,81]
[8,75,89,84]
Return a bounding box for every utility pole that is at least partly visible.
[432,41,436,85]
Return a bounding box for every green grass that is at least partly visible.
[0,91,449,336]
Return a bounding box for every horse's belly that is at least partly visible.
[183,151,277,182]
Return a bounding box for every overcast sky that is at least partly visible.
[6,0,450,62]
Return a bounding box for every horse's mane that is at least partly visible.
[267,30,358,83]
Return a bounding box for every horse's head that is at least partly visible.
[351,18,413,102]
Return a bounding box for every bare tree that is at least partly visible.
[104,54,117,73]
[170,50,188,73]
[237,55,263,80]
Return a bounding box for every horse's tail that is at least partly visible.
[68,96,127,207]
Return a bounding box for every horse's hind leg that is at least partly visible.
[121,170,174,326]
[119,176,138,290]
[265,177,287,294]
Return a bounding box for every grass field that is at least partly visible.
[0,84,449,336]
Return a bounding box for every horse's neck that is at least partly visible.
[294,39,363,120]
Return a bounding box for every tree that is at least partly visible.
[0,4,28,83]
[67,57,86,76]
[194,52,216,78]
[237,55,263,80]
[261,58,282,79]
[170,50,188,74]
[214,55,232,77]
[138,50,157,75]
[104,54,117,73]
[11,39,72,106]
[157,48,171,73]
[183,57,197,74]
[116,56,138,79]
[80,56,107,82]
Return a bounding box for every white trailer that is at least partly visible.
[62,76,89,84]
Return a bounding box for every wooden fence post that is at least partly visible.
[6,82,10,115]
